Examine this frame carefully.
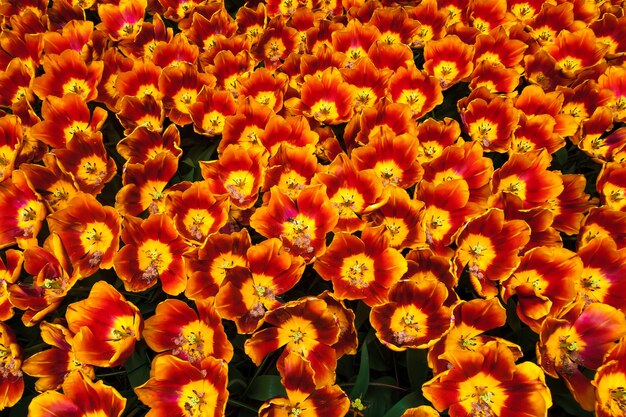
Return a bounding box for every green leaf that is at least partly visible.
[125,344,151,388]
[553,146,569,169]
[350,342,370,399]
[363,378,395,417]
[354,301,371,330]
[246,375,286,401]
[382,392,424,417]
[406,349,429,392]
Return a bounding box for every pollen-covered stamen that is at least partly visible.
[380,167,400,185]
[122,23,135,35]
[383,34,396,44]
[41,271,69,293]
[471,386,496,417]
[204,115,223,135]
[188,214,206,241]
[516,140,532,153]
[80,159,107,187]
[459,335,478,349]
[0,346,22,379]
[249,302,266,319]
[347,260,369,288]
[581,275,601,290]
[148,188,165,214]
[336,193,356,210]
[52,187,70,201]
[89,251,103,267]
[267,41,284,62]
[110,325,135,341]
[468,264,485,280]
[430,215,444,231]
[226,177,247,204]
[557,335,582,376]
[21,206,37,222]
[65,80,87,96]
[357,91,371,105]
[183,389,207,416]
[386,223,401,236]
[246,130,259,144]
[469,243,486,259]
[610,189,624,203]
[348,49,363,62]
[506,181,523,193]
[254,284,275,300]
[284,218,314,253]
[290,328,305,344]
[392,330,415,345]
[392,312,421,344]
[559,57,581,72]
[290,406,304,416]
[609,387,626,411]
[172,330,205,363]
[285,177,305,191]
[314,103,333,118]
[180,92,193,105]
[142,249,163,283]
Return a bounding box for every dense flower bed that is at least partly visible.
[1,0,626,416]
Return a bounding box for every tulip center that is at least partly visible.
[356,90,373,106]
[460,335,478,349]
[610,387,626,410]
[558,57,582,72]
[400,90,426,116]
[139,240,174,283]
[17,200,42,237]
[265,39,286,62]
[63,79,90,98]
[344,256,374,289]
[202,111,225,135]
[610,189,624,203]
[290,328,305,345]
[111,324,135,341]
[183,389,207,416]
[121,23,136,36]
[472,386,496,416]
[0,346,22,379]
[283,216,315,254]
[376,162,402,186]
[81,222,114,266]
[581,275,602,290]
[225,171,254,205]
[311,100,339,122]
[557,334,582,376]
[500,175,526,199]
[434,61,459,88]
[173,326,206,364]
[386,222,401,236]
[290,406,303,417]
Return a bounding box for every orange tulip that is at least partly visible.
[66,281,142,368]
[114,214,189,295]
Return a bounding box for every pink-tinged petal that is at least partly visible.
[574,303,626,369]
[27,391,80,417]
[62,372,126,417]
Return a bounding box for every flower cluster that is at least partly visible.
[0,0,625,416]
